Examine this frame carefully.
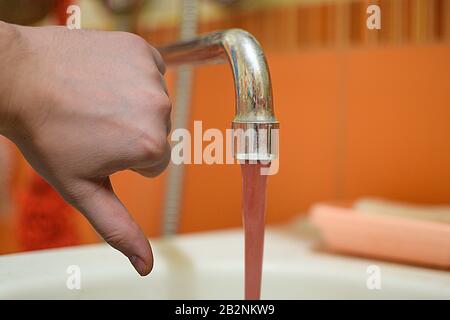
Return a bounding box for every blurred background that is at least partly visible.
[0,0,449,255]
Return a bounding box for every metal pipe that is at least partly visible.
[158,29,279,161]
[161,0,199,236]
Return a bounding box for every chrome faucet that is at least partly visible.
[158,29,279,161]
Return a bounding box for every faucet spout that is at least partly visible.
[158,29,279,161]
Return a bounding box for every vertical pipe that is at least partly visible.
[161,0,199,236]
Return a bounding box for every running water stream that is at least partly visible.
[241,163,268,300]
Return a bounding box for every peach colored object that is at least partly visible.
[354,198,450,223]
[310,204,450,269]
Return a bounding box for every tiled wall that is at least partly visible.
[141,0,450,49]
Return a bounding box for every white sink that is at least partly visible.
[0,221,449,299]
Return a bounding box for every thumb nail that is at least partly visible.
[129,255,148,276]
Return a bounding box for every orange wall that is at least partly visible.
[1,43,450,252]
[111,43,450,237]
[343,44,450,203]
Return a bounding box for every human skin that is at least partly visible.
[0,21,172,276]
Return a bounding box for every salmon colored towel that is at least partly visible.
[310,203,450,269]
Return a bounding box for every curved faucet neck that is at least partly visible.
[158,29,279,161]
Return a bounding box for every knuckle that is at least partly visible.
[158,58,167,74]
[104,231,125,251]
[154,92,172,114]
[60,180,92,205]
[104,220,140,251]
[103,229,128,251]
[121,31,145,44]
[116,32,149,52]
[151,47,166,74]
[137,131,168,161]
[142,91,172,117]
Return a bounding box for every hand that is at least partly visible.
[0,22,172,276]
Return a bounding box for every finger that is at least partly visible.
[132,140,171,178]
[166,117,172,135]
[159,73,169,95]
[68,177,153,276]
[150,47,166,75]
